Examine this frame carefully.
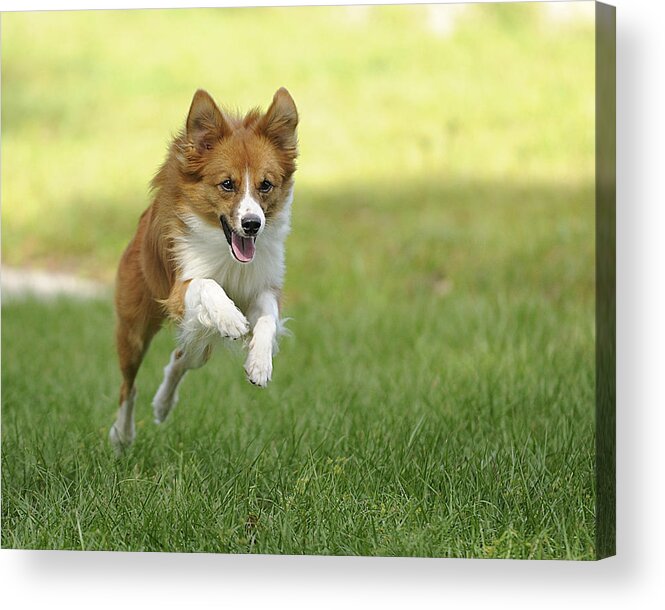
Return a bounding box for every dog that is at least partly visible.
[109,88,298,451]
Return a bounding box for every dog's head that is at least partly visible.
[176,88,298,263]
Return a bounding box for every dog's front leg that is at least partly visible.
[244,289,280,387]
[178,278,250,350]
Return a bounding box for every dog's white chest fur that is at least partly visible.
[175,195,292,313]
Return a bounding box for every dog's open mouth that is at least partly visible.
[220,216,256,263]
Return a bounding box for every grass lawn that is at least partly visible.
[2,178,596,558]
[1,4,598,558]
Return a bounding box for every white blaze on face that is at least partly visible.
[236,171,265,236]
[225,171,266,264]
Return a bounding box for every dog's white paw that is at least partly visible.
[109,388,136,454]
[244,343,273,388]
[213,304,250,340]
[152,387,178,424]
[109,421,134,454]
[152,352,181,423]
[195,279,249,340]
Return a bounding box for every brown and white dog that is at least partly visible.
[109,88,298,451]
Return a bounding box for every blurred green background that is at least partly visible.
[1,3,594,280]
[1,4,599,558]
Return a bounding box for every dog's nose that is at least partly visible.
[241,214,262,236]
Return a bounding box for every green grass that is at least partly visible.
[1,5,598,558]
[2,179,596,558]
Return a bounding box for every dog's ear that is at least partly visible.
[259,88,298,157]
[186,89,231,153]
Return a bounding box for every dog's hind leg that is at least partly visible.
[110,311,161,452]
[110,239,164,452]
[152,345,211,424]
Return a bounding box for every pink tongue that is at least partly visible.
[231,233,256,262]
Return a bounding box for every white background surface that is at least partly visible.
[1,0,663,608]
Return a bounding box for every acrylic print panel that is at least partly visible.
[0,2,615,559]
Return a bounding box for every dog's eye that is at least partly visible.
[219,179,234,192]
[258,180,273,193]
